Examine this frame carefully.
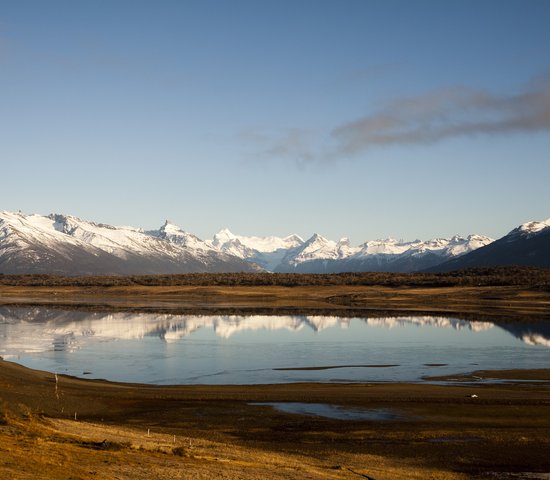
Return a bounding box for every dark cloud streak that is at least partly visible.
[333,82,550,157]
[251,79,550,164]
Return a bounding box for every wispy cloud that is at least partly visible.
[240,128,321,168]
[248,78,550,164]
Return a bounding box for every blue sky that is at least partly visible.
[1,0,549,243]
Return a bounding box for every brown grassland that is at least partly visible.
[1,267,550,479]
[1,267,550,321]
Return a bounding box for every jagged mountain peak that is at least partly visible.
[162,219,176,227]
[284,233,304,243]
[305,233,330,244]
[158,219,186,235]
[217,227,234,236]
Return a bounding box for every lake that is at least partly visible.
[0,306,548,384]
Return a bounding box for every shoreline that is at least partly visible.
[1,358,550,479]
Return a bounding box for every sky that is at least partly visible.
[1,0,549,244]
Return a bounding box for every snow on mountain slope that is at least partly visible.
[440,234,494,256]
[210,228,492,273]
[0,211,113,272]
[212,228,303,253]
[276,233,358,271]
[275,232,494,273]
[50,213,171,258]
[148,220,218,257]
[334,237,357,258]
[399,235,493,259]
[0,209,514,275]
[354,238,412,256]
[352,235,492,260]
[506,218,550,239]
[428,216,550,272]
[212,228,304,271]
[288,233,339,264]
[0,211,258,275]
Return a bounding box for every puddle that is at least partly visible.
[251,402,402,421]
[428,436,481,443]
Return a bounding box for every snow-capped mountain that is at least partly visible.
[273,234,357,273]
[148,220,217,253]
[273,233,493,273]
[211,227,304,271]
[0,211,258,275]
[2,210,546,275]
[505,218,550,239]
[429,217,550,272]
[208,229,493,274]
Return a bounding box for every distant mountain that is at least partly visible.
[209,228,493,274]
[272,233,493,273]
[211,228,303,271]
[428,218,550,272]
[0,212,259,275]
[7,210,547,275]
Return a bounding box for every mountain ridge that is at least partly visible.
[0,211,259,275]
[2,210,548,275]
[426,217,550,272]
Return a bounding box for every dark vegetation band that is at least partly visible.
[0,266,549,288]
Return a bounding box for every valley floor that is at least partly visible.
[1,283,550,321]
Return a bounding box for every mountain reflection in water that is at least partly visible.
[0,307,549,384]
[0,307,549,355]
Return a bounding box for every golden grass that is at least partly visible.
[1,284,550,321]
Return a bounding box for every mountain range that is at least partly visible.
[0,211,257,275]
[426,218,550,272]
[0,210,548,275]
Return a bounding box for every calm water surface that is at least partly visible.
[1,307,548,384]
